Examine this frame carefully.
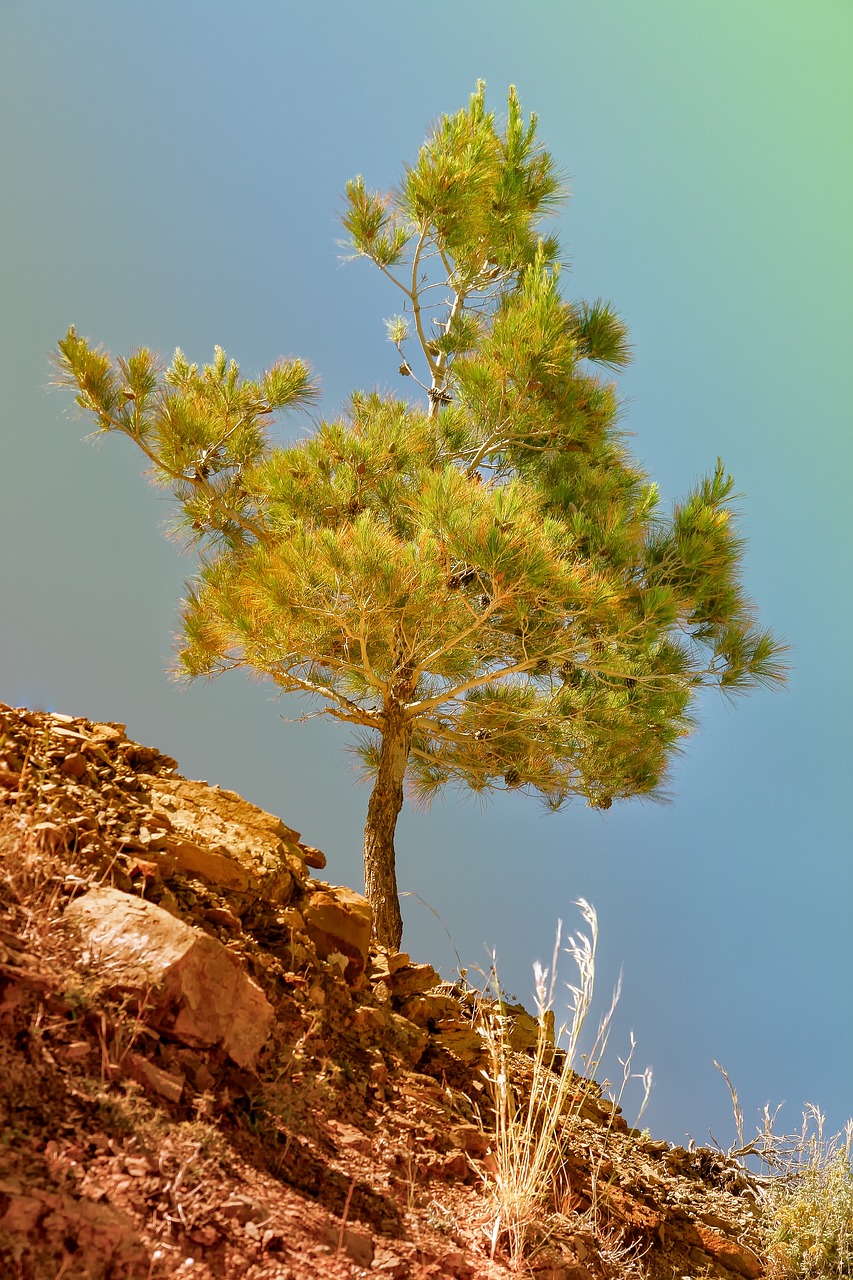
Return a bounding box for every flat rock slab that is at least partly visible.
[62,887,273,1068]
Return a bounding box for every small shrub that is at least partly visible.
[763,1109,853,1278]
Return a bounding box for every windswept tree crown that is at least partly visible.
[55,85,785,942]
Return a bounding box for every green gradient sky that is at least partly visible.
[1,1,851,1145]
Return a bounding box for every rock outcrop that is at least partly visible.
[143,775,303,903]
[0,702,774,1280]
[0,702,373,979]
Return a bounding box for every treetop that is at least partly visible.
[53,82,786,832]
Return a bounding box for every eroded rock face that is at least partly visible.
[0,703,778,1280]
[62,886,273,1068]
[693,1222,763,1279]
[144,777,304,904]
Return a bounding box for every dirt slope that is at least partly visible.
[0,703,769,1279]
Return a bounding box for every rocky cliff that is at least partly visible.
[0,703,770,1279]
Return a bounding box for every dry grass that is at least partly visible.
[0,810,104,989]
[1,812,68,930]
[476,899,652,1268]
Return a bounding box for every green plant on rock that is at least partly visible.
[54,83,785,949]
[763,1110,853,1278]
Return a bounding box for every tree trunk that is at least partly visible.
[363,711,411,951]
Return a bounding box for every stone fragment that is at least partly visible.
[388,962,440,997]
[151,776,299,841]
[328,1120,370,1153]
[433,1151,469,1179]
[119,743,161,769]
[351,1005,389,1035]
[495,1000,555,1052]
[221,1194,270,1225]
[448,1125,489,1157]
[204,905,242,933]
[65,813,97,833]
[146,777,303,900]
[126,856,161,888]
[594,1182,663,1232]
[274,906,306,934]
[86,722,126,747]
[693,1224,762,1278]
[59,751,88,780]
[127,1052,184,1103]
[62,886,273,1067]
[366,955,392,983]
[297,841,326,869]
[302,885,372,982]
[0,760,19,788]
[399,993,462,1026]
[437,1250,475,1278]
[154,835,252,892]
[31,821,66,852]
[699,1210,733,1229]
[148,809,174,831]
[432,1024,485,1065]
[387,1011,428,1065]
[372,1246,408,1279]
[47,725,88,743]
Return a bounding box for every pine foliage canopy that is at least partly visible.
[54,84,785,945]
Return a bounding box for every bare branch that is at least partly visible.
[371,259,413,299]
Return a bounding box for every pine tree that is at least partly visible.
[54,85,785,950]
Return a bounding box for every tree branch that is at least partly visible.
[271,668,378,725]
[405,655,546,717]
[357,600,388,697]
[409,231,438,385]
[371,259,413,299]
[410,590,506,679]
[97,407,268,544]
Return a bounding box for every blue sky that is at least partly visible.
[1,1,850,1146]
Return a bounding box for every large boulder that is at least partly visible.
[62,887,273,1068]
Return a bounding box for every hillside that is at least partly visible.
[1,702,773,1279]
